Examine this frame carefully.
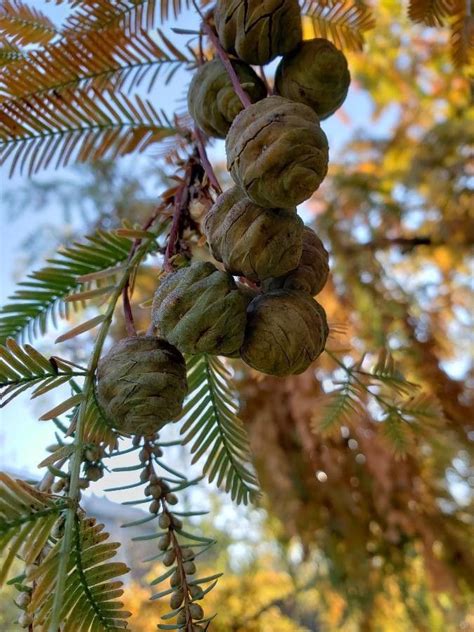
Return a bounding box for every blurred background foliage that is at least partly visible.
[1,0,473,629]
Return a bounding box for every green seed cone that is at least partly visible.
[97,337,187,436]
[215,0,302,65]
[275,38,351,119]
[204,186,304,282]
[226,96,329,208]
[264,226,329,295]
[188,59,267,139]
[241,290,329,376]
[152,261,249,356]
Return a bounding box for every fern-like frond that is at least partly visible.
[312,381,364,434]
[64,0,158,34]
[369,348,419,397]
[0,0,58,46]
[0,88,177,176]
[0,338,81,406]
[408,0,454,27]
[1,28,191,100]
[179,354,260,505]
[27,512,130,630]
[451,12,474,68]
[0,36,24,65]
[82,386,118,450]
[301,0,375,50]
[0,473,67,584]
[0,229,134,344]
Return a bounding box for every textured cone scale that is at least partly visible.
[187,59,267,139]
[241,290,329,376]
[264,226,329,295]
[152,261,249,356]
[204,186,304,281]
[226,96,329,208]
[275,38,351,120]
[215,0,302,66]
[97,337,187,436]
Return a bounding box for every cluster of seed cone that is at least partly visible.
[97,0,350,436]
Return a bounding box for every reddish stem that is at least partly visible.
[201,20,252,109]
[194,126,222,194]
[164,183,188,272]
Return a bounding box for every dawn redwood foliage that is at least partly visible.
[0,1,472,630]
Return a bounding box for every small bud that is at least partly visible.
[170,515,183,530]
[163,550,176,567]
[177,609,187,625]
[140,468,150,482]
[78,478,90,489]
[85,465,103,482]
[182,548,195,561]
[170,569,181,588]
[192,625,205,632]
[84,446,100,461]
[150,484,162,498]
[149,500,160,514]
[52,479,66,493]
[189,603,204,621]
[153,445,163,457]
[183,561,196,576]
[165,493,178,505]
[159,513,171,529]
[132,434,142,447]
[158,533,171,551]
[15,592,31,609]
[139,448,148,463]
[18,612,33,628]
[149,474,159,484]
[189,585,204,600]
[170,589,184,610]
[160,480,170,493]
[144,485,152,497]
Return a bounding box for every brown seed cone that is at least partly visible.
[275,38,351,120]
[204,186,304,282]
[226,96,329,208]
[97,337,187,436]
[241,290,329,376]
[187,59,267,139]
[264,226,329,295]
[152,261,249,356]
[215,0,302,66]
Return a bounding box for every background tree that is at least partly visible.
[0,1,472,631]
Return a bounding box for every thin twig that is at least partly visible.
[194,126,222,194]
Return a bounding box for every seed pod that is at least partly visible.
[18,612,33,628]
[189,603,204,620]
[97,337,188,436]
[264,227,329,296]
[177,609,187,625]
[275,38,350,120]
[204,186,303,282]
[152,262,249,356]
[170,589,184,609]
[241,290,329,376]
[215,0,302,65]
[188,59,266,138]
[171,515,183,530]
[163,549,177,567]
[226,96,329,208]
